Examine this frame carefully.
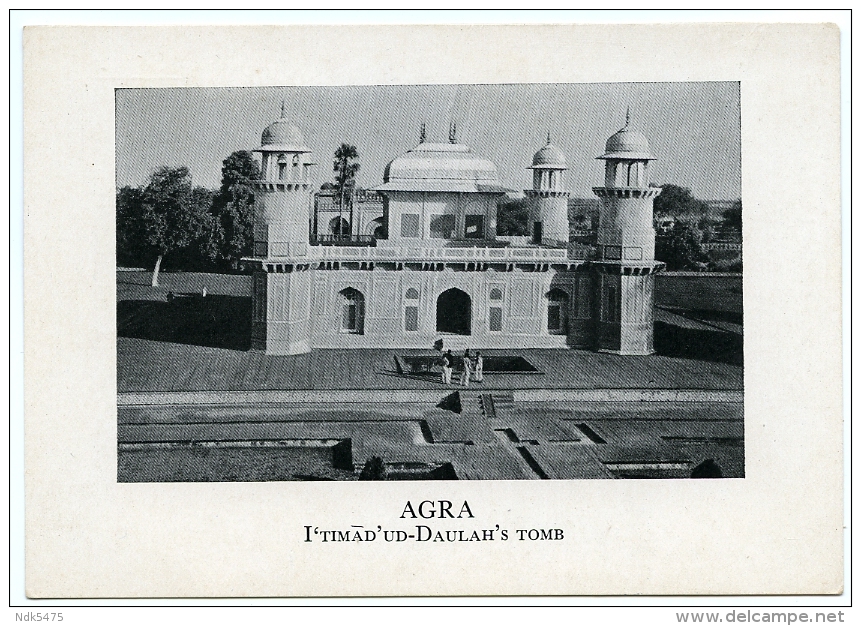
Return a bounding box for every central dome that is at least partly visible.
[376,142,508,193]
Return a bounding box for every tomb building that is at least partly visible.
[246,109,662,356]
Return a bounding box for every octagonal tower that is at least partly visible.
[525,134,570,245]
[592,110,663,355]
[249,103,316,355]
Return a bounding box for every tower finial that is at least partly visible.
[547,130,552,145]
[281,99,287,118]
[625,106,631,127]
[420,122,426,144]
[449,121,457,144]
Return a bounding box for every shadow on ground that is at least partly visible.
[118,294,251,351]
[654,321,743,366]
[660,306,743,327]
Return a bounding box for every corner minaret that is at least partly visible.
[525,134,570,245]
[249,103,316,355]
[592,110,663,355]
[251,102,315,258]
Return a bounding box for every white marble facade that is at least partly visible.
[246,110,662,356]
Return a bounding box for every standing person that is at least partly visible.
[460,349,472,388]
[473,351,484,383]
[441,350,452,385]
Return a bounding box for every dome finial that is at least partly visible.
[449,121,457,144]
[281,99,287,118]
[420,122,426,144]
[625,106,631,127]
[547,130,552,145]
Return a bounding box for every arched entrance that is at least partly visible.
[436,288,471,335]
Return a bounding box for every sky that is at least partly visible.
[115,82,741,200]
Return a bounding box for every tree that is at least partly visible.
[359,456,387,481]
[117,185,147,268]
[653,184,709,222]
[656,219,708,271]
[333,143,360,237]
[139,166,216,286]
[211,150,260,268]
[496,197,530,236]
[723,199,742,232]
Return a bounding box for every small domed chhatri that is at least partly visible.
[530,134,567,169]
[525,132,570,245]
[599,108,656,161]
[259,102,310,152]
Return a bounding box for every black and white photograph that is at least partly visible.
[116,83,744,482]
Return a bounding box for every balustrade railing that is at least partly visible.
[311,244,571,262]
[311,234,376,246]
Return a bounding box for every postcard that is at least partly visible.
[23,23,842,597]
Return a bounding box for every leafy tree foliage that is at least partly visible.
[116,185,148,268]
[656,219,708,271]
[653,184,709,221]
[210,150,260,268]
[496,197,530,236]
[723,199,742,231]
[117,153,265,278]
[117,166,217,285]
[359,456,387,481]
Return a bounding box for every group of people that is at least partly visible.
[440,349,484,387]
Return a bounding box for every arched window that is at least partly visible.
[339,288,365,334]
[277,154,287,181]
[488,287,503,332]
[329,217,350,238]
[546,288,568,334]
[404,287,419,332]
[614,162,626,187]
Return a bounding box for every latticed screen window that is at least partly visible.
[546,289,568,334]
[489,287,503,332]
[404,287,419,332]
[401,214,420,238]
[489,308,502,332]
[405,307,419,331]
[340,288,365,334]
[430,214,456,239]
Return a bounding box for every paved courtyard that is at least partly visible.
[118,395,743,481]
[116,270,744,482]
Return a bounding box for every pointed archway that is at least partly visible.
[436,288,471,335]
